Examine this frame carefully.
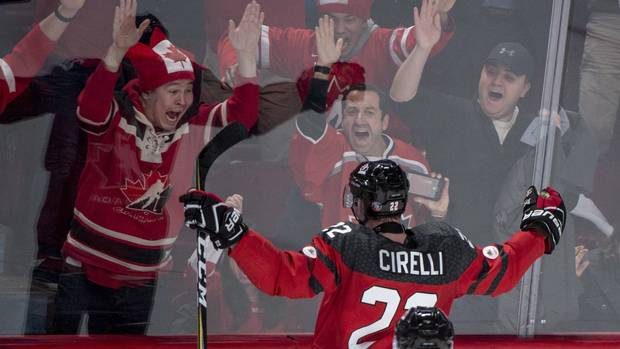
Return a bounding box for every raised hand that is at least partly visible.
[225,194,244,213]
[575,245,590,277]
[59,0,86,14]
[520,186,566,254]
[315,15,343,67]
[228,1,264,58]
[414,0,442,51]
[179,190,249,249]
[112,0,150,53]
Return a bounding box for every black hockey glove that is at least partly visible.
[179,190,248,249]
[520,186,566,254]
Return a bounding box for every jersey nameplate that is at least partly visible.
[379,249,443,276]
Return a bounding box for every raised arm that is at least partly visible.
[38,0,86,41]
[227,0,263,80]
[77,0,149,132]
[458,186,566,297]
[298,15,342,129]
[180,191,339,298]
[194,1,262,132]
[0,0,86,113]
[390,0,441,102]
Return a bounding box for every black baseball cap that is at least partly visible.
[485,42,534,77]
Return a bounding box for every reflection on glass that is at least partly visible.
[0,0,618,343]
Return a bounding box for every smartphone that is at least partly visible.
[407,172,445,201]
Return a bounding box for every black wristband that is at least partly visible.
[313,65,331,75]
[54,6,77,23]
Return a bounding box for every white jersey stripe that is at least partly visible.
[260,25,271,69]
[0,58,16,93]
[204,103,221,144]
[400,26,413,58]
[221,100,229,126]
[296,118,329,144]
[74,209,178,247]
[389,29,403,66]
[389,155,429,174]
[77,100,118,128]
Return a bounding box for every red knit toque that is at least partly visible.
[126,36,195,92]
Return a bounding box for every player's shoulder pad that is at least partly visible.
[408,221,477,258]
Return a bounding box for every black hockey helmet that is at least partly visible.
[395,306,454,349]
[344,159,409,224]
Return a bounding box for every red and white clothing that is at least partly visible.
[230,221,547,349]
[63,63,258,288]
[289,122,430,229]
[218,23,453,90]
[0,24,55,114]
[204,0,306,51]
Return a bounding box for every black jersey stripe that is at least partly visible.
[316,248,340,287]
[70,220,166,266]
[467,258,491,294]
[485,245,509,295]
[307,257,324,294]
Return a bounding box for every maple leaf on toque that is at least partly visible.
[163,45,189,68]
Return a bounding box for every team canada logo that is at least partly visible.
[120,171,172,214]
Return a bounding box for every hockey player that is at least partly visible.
[0,0,87,114]
[180,159,566,348]
[394,306,454,349]
[52,0,261,334]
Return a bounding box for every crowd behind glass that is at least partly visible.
[0,0,619,337]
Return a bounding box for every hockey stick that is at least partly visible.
[194,121,249,349]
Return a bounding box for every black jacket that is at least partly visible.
[397,89,532,245]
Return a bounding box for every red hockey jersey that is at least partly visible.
[230,221,546,349]
[63,64,258,288]
[0,24,55,114]
[289,122,430,229]
[218,23,453,90]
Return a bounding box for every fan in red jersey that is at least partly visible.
[52,0,261,334]
[181,159,566,348]
[217,0,456,91]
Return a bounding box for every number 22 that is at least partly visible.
[348,286,438,349]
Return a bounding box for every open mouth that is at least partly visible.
[165,111,181,122]
[354,130,370,139]
[488,91,504,101]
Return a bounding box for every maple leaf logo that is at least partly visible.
[163,45,189,69]
[120,171,172,214]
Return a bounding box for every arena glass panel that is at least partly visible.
[1,0,617,344]
[533,0,620,335]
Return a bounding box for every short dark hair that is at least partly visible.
[136,13,170,45]
[343,83,389,115]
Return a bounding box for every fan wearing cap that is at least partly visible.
[51,0,261,335]
[390,41,536,243]
[217,0,455,91]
